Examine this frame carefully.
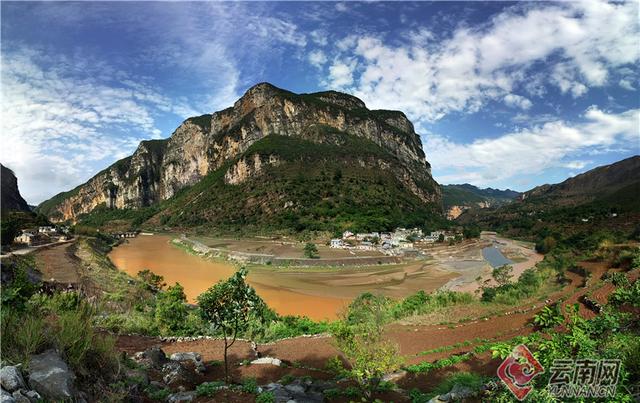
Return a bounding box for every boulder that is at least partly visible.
[135,347,168,369]
[166,391,196,402]
[0,366,25,392]
[0,389,15,403]
[250,357,282,366]
[169,352,205,373]
[27,350,76,400]
[162,362,197,388]
[10,391,29,403]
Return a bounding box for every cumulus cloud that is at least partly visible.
[503,94,532,110]
[308,50,328,69]
[324,1,639,123]
[327,59,356,88]
[424,107,639,186]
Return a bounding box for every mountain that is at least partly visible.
[442,184,520,219]
[442,184,519,208]
[457,156,640,238]
[38,83,442,233]
[1,164,30,214]
[521,155,640,206]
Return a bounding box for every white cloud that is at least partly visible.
[335,3,348,13]
[1,49,171,203]
[308,50,328,69]
[310,29,328,46]
[328,60,356,88]
[561,160,592,170]
[503,94,532,110]
[619,79,636,91]
[424,107,639,186]
[323,0,639,124]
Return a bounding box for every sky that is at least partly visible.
[1,1,639,204]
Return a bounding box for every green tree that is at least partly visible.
[492,264,513,286]
[438,233,445,243]
[137,269,166,292]
[332,293,402,399]
[303,242,319,259]
[155,283,188,335]
[197,268,267,382]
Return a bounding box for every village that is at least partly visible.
[12,225,71,247]
[330,227,463,255]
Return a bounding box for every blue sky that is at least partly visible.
[2,1,639,204]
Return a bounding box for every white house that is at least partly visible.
[330,239,344,248]
[14,231,35,245]
[38,226,56,234]
[342,230,355,240]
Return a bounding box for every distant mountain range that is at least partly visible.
[457,156,640,237]
[441,184,520,219]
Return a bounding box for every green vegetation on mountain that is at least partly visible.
[154,134,443,235]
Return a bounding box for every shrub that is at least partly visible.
[303,242,319,258]
[241,377,258,394]
[155,283,189,335]
[533,304,564,329]
[256,391,275,403]
[196,381,225,396]
[332,294,403,399]
[0,308,46,365]
[492,265,513,286]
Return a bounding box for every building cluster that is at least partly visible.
[14,226,70,246]
[330,227,461,254]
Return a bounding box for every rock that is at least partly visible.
[10,391,29,403]
[0,366,25,392]
[250,357,282,366]
[24,391,41,403]
[162,363,197,388]
[382,370,406,382]
[284,383,305,395]
[134,347,168,369]
[166,391,196,402]
[169,352,206,373]
[0,389,15,403]
[27,350,76,400]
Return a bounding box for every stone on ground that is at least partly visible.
[0,366,25,392]
[27,350,76,400]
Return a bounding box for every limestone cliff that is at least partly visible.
[38,83,441,225]
[1,164,30,213]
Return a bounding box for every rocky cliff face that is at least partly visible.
[1,164,30,213]
[39,83,440,223]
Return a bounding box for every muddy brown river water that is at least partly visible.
[109,235,459,320]
[108,235,350,320]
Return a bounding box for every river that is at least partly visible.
[108,235,349,320]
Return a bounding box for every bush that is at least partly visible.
[155,283,189,335]
[196,381,225,397]
[256,391,275,403]
[0,308,47,365]
[533,304,564,329]
[241,377,258,394]
[332,294,403,399]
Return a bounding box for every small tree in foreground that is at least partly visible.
[332,293,403,399]
[197,268,267,382]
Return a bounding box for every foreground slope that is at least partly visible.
[38,83,442,232]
